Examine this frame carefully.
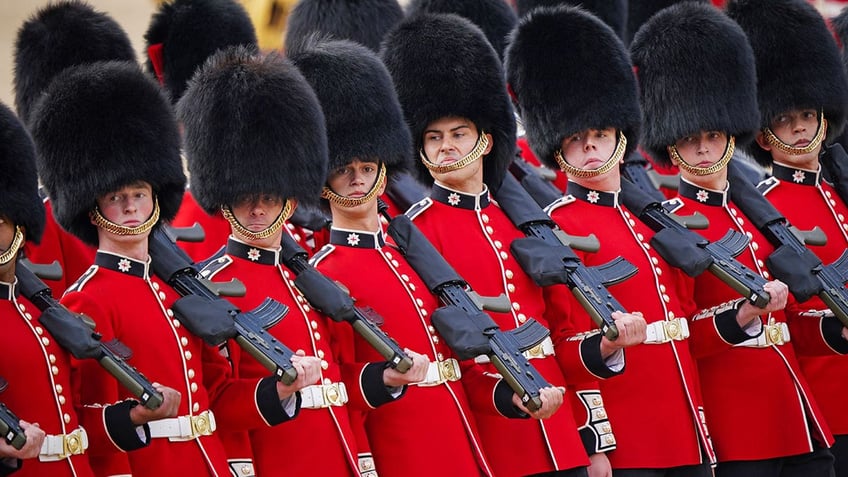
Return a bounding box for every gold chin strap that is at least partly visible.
[221,198,294,241]
[322,162,387,209]
[0,226,24,265]
[762,112,827,156]
[553,130,627,178]
[90,198,161,237]
[668,135,735,176]
[420,131,490,174]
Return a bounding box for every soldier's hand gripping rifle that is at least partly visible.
[148,227,299,384]
[15,259,164,409]
[618,177,772,308]
[278,233,413,372]
[381,203,551,411]
[0,378,25,450]
[726,160,848,326]
[495,174,636,340]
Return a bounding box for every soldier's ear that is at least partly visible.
[754,130,772,152]
[483,132,494,156]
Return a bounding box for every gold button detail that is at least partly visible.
[428,325,436,333]
[592,397,602,406]
[481,214,490,223]
[324,378,332,385]
[158,292,167,300]
[512,302,521,311]
[499,251,508,260]
[190,382,198,393]
[391,260,400,268]
[517,313,527,323]
[180,337,189,347]
[662,294,670,303]
[494,240,503,249]
[311,320,318,330]
[188,369,196,379]
[485,226,494,234]
[167,309,174,317]
[416,298,424,307]
[184,351,192,361]
[507,284,516,293]
[35,326,44,335]
[58,395,66,405]
[321,360,329,370]
[51,366,59,375]
[628,219,636,227]
[505,270,514,279]
[173,319,181,328]
[667,311,675,319]
[409,283,416,292]
[283,270,291,279]
[432,336,439,344]
[659,284,666,293]
[49,354,57,364]
[751,242,759,251]
[763,271,770,279]
[401,274,410,282]
[826,191,833,198]
[655,267,663,276]
[317,349,325,359]
[636,233,644,241]
[651,256,659,265]
[55,384,63,393]
[63,413,71,424]
[313,332,321,341]
[41,337,50,347]
[17,304,25,312]
[437,353,444,361]
[756,259,765,268]
[193,402,200,412]
[384,251,393,260]
[24,313,32,321]
[152,282,160,291]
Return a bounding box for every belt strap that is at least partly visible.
[643,318,689,344]
[736,320,790,348]
[39,427,88,462]
[474,336,554,364]
[300,382,349,409]
[414,358,462,386]
[148,410,216,442]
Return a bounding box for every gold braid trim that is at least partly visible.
[322,163,387,208]
[0,226,24,265]
[90,198,160,236]
[553,130,627,178]
[668,135,735,176]
[221,199,293,241]
[762,112,827,156]
[419,131,490,174]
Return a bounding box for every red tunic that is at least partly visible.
[546,182,714,469]
[63,251,285,477]
[408,183,609,477]
[758,161,848,435]
[668,177,832,461]
[199,234,389,477]
[312,226,494,477]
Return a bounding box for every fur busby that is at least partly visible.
[289,37,413,178]
[285,0,404,54]
[144,0,257,104]
[516,0,627,39]
[625,0,707,45]
[505,6,640,170]
[727,0,848,165]
[381,13,516,191]
[178,46,328,213]
[0,103,44,243]
[406,0,518,59]
[14,0,135,124]
[29,62,185,246]
[631,2,759,167]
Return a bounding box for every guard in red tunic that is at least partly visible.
[383,13,648,477]
[734,1,848,475]
[289,37,492,477]
[635,3,835,475]
[179,46,423,477]
[507,6,716,476]
[30,61,309,477]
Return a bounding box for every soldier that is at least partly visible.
[634,3,834,475]
[506,5,720,476]
[292,37,493,477]
[29,61,311,477]
[383,13,646,477]
[284,0,403,53]
[731,0,848,475]
[179,45,424,477]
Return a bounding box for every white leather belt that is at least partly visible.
[148,410,216,442]
[474,336,554,363]
[414,358,461,386]
[39,427,88,462]
[300,382,348,409]
[736,320,790,348]
[643,318,689,344]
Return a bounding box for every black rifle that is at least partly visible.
[620,151,669,202]
[508,157,563,208]
[619,178,771,308]
[821,143,848,207]
[148,228,298,385]
[15,260,164,409]
[278,233,413,372]
[382,204,551,411]
[495,174,636,340]
[726,160,848,326]
[0,378,25,451]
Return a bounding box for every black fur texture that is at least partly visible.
[516,0,626,39]
[0,102,44,243]
[285,0,404,54]
[407,0,518,59]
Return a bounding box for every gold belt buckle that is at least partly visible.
[438,359,460,382]
[323,383,343,406]
[191,411,214,437]
[664,319,682,341]
[765,319,785,345]
[63,429,85,456]
[525,343,545,358]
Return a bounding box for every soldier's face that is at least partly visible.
[757,108,822,169]
[231,194,284,233]
[422,117,491,190]
[559,127,618,170]
[327,160,383,200]
[673,131,728,169]
[96,181,155,229]
[0,216,15,255]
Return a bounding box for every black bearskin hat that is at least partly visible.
[381,13,516,191]
[0,103,44,243]
[625,0,707,45]
[632,2,759,167]
[144,0,257,104]
[727,0,848,165]
[289,37,413,177]
[29,62,185,246]
[14,0,135,124]
[406,0,518,59]
[505,6,640,170]
[178,46,328,213]
[516,0,627,39]
[285,0,403,54]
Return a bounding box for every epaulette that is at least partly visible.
[662,197,684,214]
[543,194,576,215]
[757,176,779,195]
[308,244,336,267]
[199,250,232,280]
[64,265,98,294]
[404,197,433,220]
